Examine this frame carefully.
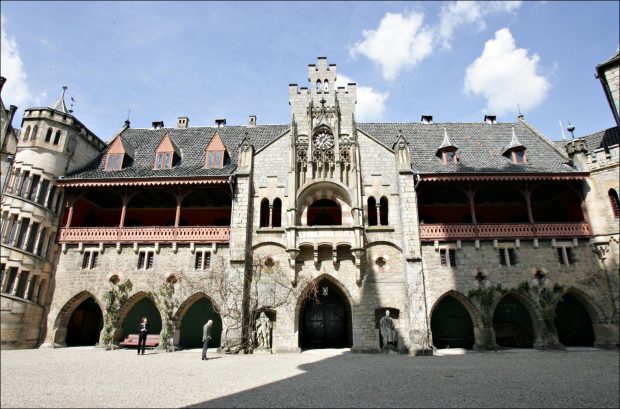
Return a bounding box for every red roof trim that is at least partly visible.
[418,173,588,182]
[57,177,229,187]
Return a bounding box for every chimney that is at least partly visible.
[421,114,433,124]
[248,115,257,127]
[177,116,189,128]
[152,121,164,129]
[484,115,497,124]
[215,118,226,127]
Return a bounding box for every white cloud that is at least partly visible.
[438,1,522,49]
[336,74,389,122]
[349,11,433,81]
[463,28,550,116]
[0,14,33,107]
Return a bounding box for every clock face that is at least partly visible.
[313,130,334,150]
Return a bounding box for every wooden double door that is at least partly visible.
[301,282,349,348]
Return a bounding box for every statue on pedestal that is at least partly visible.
[255,312,272,349]
[379,309,398,350]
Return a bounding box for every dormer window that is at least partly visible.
[154,133,180,170]
[205,132,228,169]
[104,135,134,171]
[436,128,459,164]
[502,126,527,164]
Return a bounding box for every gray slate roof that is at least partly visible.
[63,125,289,180]
[65,120,582,181]
[578,126,620,151]
[357,121,577,175]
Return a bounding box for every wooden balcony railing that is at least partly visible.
[419,222,591,241]
[59,226,230,244]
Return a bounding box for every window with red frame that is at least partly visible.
[105,153,123,171]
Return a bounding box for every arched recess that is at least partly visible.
[65,297,104,346]
[430,291,480,349]
[367,197,377,226]
[492,293,535,348]
[475,185,528,223]
[379,196,389,225]
[125,189,177,227]
[297,181,353,226]
[308,199,341,226]
[417,185,471,224]
[259,198,270,227]
[118,292,162,340]
[52,291,104,346]
[608,189,620,218]
[555,289,598,347]
[176,293,223,349]
[531,184,584,222]
[71,191,123,227]
[295,274,353,349]
[272,198,282,227]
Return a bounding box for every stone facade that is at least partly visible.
[2,56,619,353]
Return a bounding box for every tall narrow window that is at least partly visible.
[45,128,53,143]
[36,228,47,256]
[25,222,40,253]
[440,249,457,267]
[37,179,50,205]
[379,196,389,225]
[23,126,31,141]
[195,251,211,270]
[367,197,377,226]
[272,198,282,228]
[557,247,576,265]
[31,125,38,141]
[4,267,18,294]
[499,248,517,266]
[53,130,62,145]
[609,189,620,218]
[19,172,30,197]
[27,276,37,301]
[47,186,57,210]
[5,215,18,245]
[137,251,154,270]
[15,271,30,298]
[27,175,40,201]
[259,199,270,228]
[16,218,31,249]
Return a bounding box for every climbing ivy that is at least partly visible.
[467,284,507,350]
[102,279,133,349]
[148,281,179,351]
[517,281,565,335]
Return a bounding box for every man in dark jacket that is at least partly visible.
[137,317,150,355]
[202,320,213,360]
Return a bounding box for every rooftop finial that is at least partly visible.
[567,122,575,139]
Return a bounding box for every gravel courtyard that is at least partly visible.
[1,347,618,408]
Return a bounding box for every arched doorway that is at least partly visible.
[300,280,350,349]
[180,297,222,348]
[65,297,103,346]
[307,199,342,226]
[554,293,595,347]
[431,295,475,349]
[122,298,162,338]
[493,295,534,348]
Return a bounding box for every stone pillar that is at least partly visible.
[10,271,21,296]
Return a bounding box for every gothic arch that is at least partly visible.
[430,290,483,349]
[557,287,607,322]
[492,291,541,348]
[296,181,353,225]
[115,291,163,342]
[174,291,223,322]
[294,273,354,334]
[51,291,103,345]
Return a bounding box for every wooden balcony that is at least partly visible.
[58,226,230,244]
[419,222,591,241]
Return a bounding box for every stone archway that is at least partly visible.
[492,294,535,348]
[555,292,595,347]
[50,291,104,347]
[297,276,352,349]
[118,293,162,340]
[430,291,480,349]
[65,297,104,347]
[176,294,223,349]
[297,181,353,226]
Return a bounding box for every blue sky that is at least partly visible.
[1,1,618,143]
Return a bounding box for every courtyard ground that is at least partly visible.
[1,347,618,408]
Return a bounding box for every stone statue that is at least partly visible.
[255,312,272,349]
[379,309,398,349]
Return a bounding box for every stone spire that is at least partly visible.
[48,86,70,114]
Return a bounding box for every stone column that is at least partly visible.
[10,271,21,296]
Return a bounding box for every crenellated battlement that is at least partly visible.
[586,143,620,170]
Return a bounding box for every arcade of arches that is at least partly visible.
[430,291,597,349]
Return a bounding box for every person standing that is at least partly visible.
[137,317,150,355]
[202,320,213,360]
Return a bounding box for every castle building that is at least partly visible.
[1,57,618,352]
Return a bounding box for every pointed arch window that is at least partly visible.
[609,189,620,218]
[259,199,270,228]
[53,130,62,145]
[31,126,38,141]
[379,196,389,225]
[23,126,31,141]
[272,198,282,228]
[45,128,53,143]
